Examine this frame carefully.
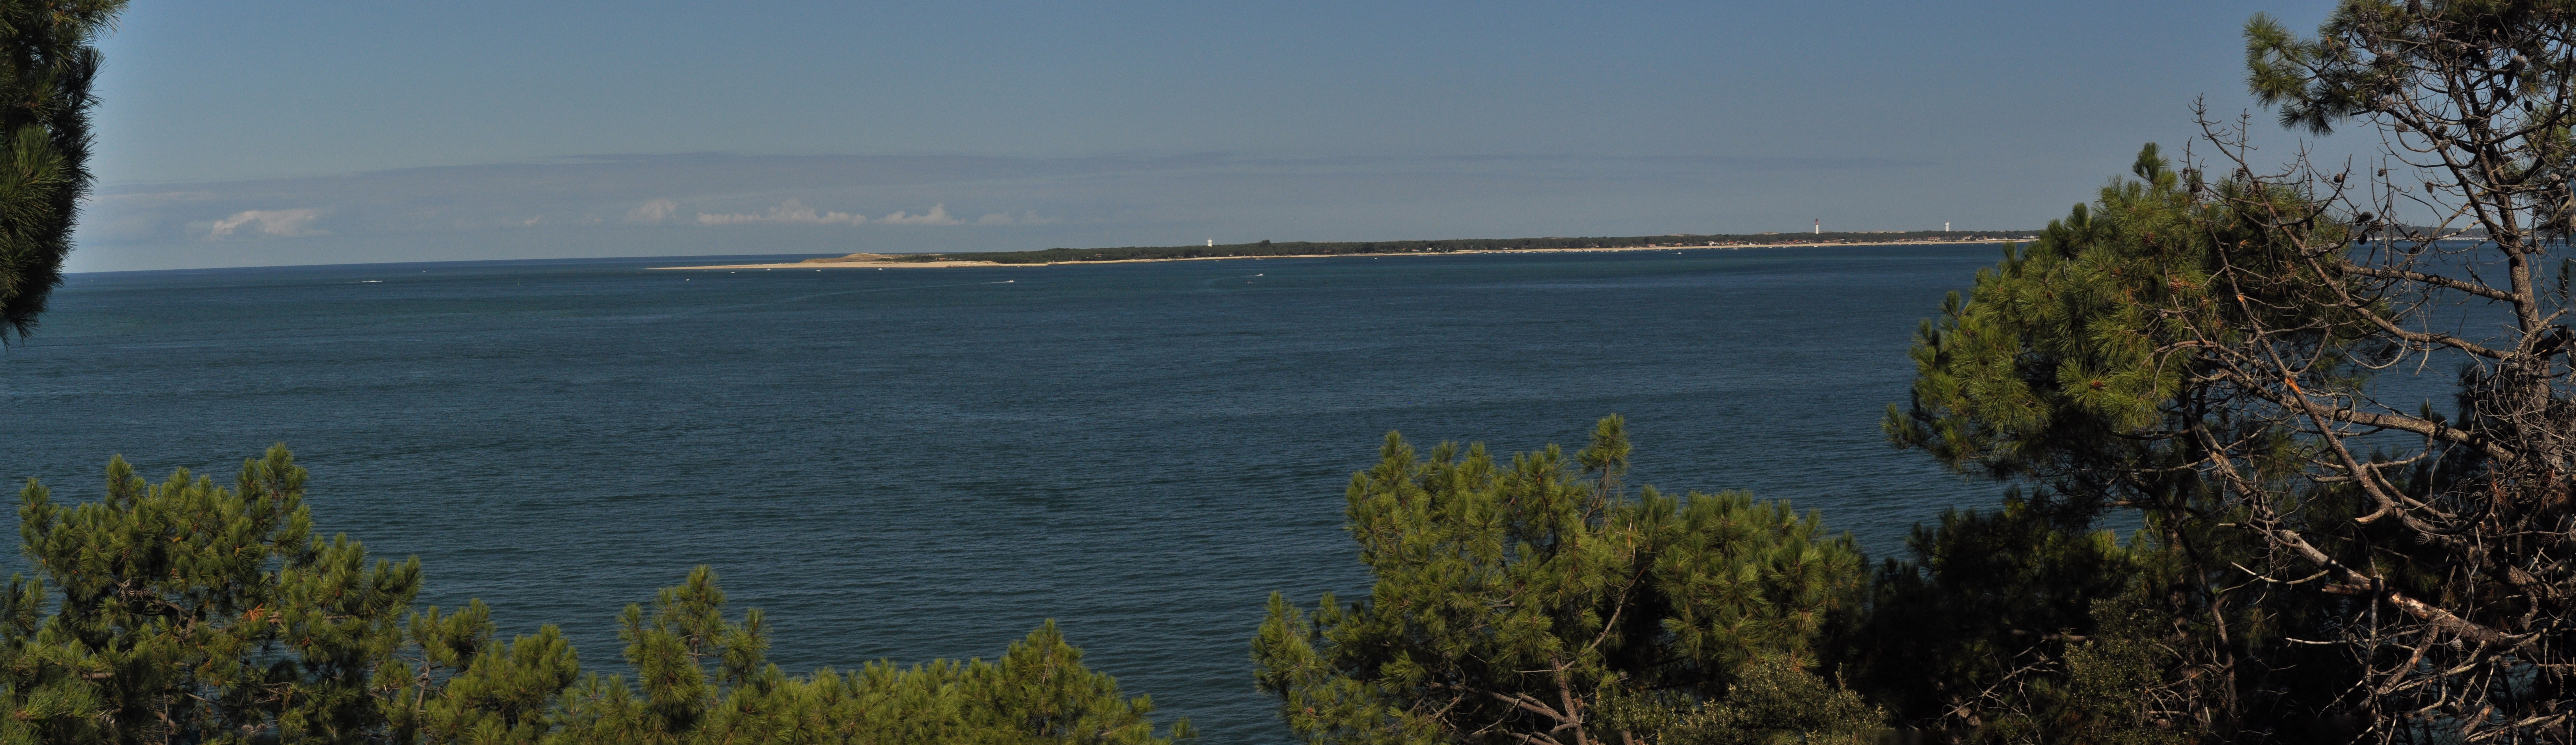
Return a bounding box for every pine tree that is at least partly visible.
[0,0,123,340]
[1880,141,2400,740]
[2234,4,2576,737]
[6,445,425,743]
[1251,417,1879,745]
[550,566,1193,745]
[383,601,581,745]
[6,449,1190,745]
[1849,494,2146,736]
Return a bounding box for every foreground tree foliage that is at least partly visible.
[1876,146,2362,743]
[1852,495,2180,744]
[0,0,123,340]
[1878,2,2576,740]
[1252,417,1883,745]
[548,568,1187,745]
[3,447,1190,744]
[4,446,425,743]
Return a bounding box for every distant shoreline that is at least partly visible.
[650,237,2028,270]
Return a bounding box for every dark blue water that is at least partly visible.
[4,245,2002,740]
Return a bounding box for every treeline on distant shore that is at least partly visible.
[881,230,2038,265]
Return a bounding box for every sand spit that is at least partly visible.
[647,238,2024,270]
[655,259,1011,269]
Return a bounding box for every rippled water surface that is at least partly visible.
[6,245,2006,740]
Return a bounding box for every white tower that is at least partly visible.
[1944,222,1951,232]
[1813,219,1820,235]
[1207,239,1214,247]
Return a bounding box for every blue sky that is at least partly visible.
[74,1,2342,271]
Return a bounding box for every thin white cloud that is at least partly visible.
[877,204,959,226]
[695,199,866,226]
[204,208,323,239]
[975,210,1058,225]
[85,212,163,241]
[89,190,217,205]
[627,198,678,223]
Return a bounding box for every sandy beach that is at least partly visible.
[658,259,1021,269]
[647,238,2026,270]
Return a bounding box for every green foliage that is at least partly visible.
[2050,598,2193,745]
[1917,596,2196,745]
[1853,496,2219,744]
[1659,655,1881,745]
[1885,143,2354,503]
[2247,1,2576,137]
[3,449,1187,745]
[386,603,581,745]
[1252,416,1877,745]
[1876,144,2401,741]
[1851,495,2146,729]
[1868,147,2248,734]
[0,0,124,339]
[553,568,1189,745]
[6,445,423,743]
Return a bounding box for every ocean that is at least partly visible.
[5,244,2005,740]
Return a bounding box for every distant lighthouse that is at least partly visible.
[1944,221,1951,232]
[1813,219,1820,235]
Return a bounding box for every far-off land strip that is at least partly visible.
[652,230,2039,270]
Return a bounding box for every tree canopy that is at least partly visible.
[0,0,122,340]
[4,447,1194,745]
[1252,417,1881,745]
[1871,2,2576,737]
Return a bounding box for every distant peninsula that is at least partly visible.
[654,229,2040,269]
